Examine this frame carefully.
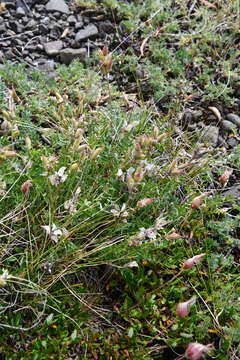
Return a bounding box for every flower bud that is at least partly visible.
[176,296,196,317]
[137,198,155,208]
[21,180,32,194]
[185,342,212,360]
[182,254,205,269]
[218,168,233,186]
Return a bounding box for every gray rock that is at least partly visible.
[227,137,238,148]
[226,113,240,128]
[25,19,36,29]
[36,59,56,72]
[67,15,76,25]
[75,21,84,30]
[16,6,26,16]
[45,0,69,14]
[44,40,63,55]
[222,185,240,207]
[59,48,87,65]
[75,24,98,43]
[221,120,237,132]
[0,24,6,33]
[201,125,219,146]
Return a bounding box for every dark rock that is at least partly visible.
[45,0,69,14]
[222,185,240,207]
[59,47,87,65]
[38,23,48,34]
[75,24,98,43]
[0,24,6,33]
[99,20,114,33]
[221,120,237,132]
[44,40,63,55]
[9,20,24,33]
[226,113,240,128]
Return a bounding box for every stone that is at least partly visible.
[44,40,63,55]
[227,137,238,148]
[99,20,114,33]
[38,23,48,34]
[16,6,26,16]
[200,125,219,146]
[36,59,56,72]
[59,48,87,65]
[26,19,37,29]
[222,185,240,207]
[0,24,6,33]
[221,120,237,132]
[75,21,84,30]
[75,24,98,43]
[45,0,69,14]
[226,113,240,128]
[67,15,76,25]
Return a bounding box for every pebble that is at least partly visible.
[221,120,237,132]
[75,24,98,43]
[226,113,240,128]
[200,125,219,146]
[44,40,63,55]
[45,0,69,14]
[227,137,238,148]
[59,48,87,65]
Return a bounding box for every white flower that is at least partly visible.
[0,269,11,287]
[42,223,63,243]
[64,187,81,214]
[48,167,68,186]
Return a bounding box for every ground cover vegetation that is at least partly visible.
[0,0,240,358]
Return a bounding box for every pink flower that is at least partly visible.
[185,342,212,360]
[182,254,205,269]
[21,180,32,194]
[176,297,196,317]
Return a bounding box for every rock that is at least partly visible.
[201,125,219,146]
[0,24,6,33]
[99,20,114,33]
[25,19,36,29]
[16,6,26,16]
[38,23,48,35]
[221,120,237,132]
[222,185,240,207]
[59,48,87,65]
[9,21,24,34]
[226,113,240,128]
[67,15,76,25]
[36,59,56,72]
[45,0,69,14]
[75,24,98,43]
[44,40,63,55]
[227,137,238,148]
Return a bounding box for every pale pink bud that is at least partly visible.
[137,198,155,208]
[176,296,196,317]
[21,180,32,194]
[185,342,212,360]
[182,254,205,269]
